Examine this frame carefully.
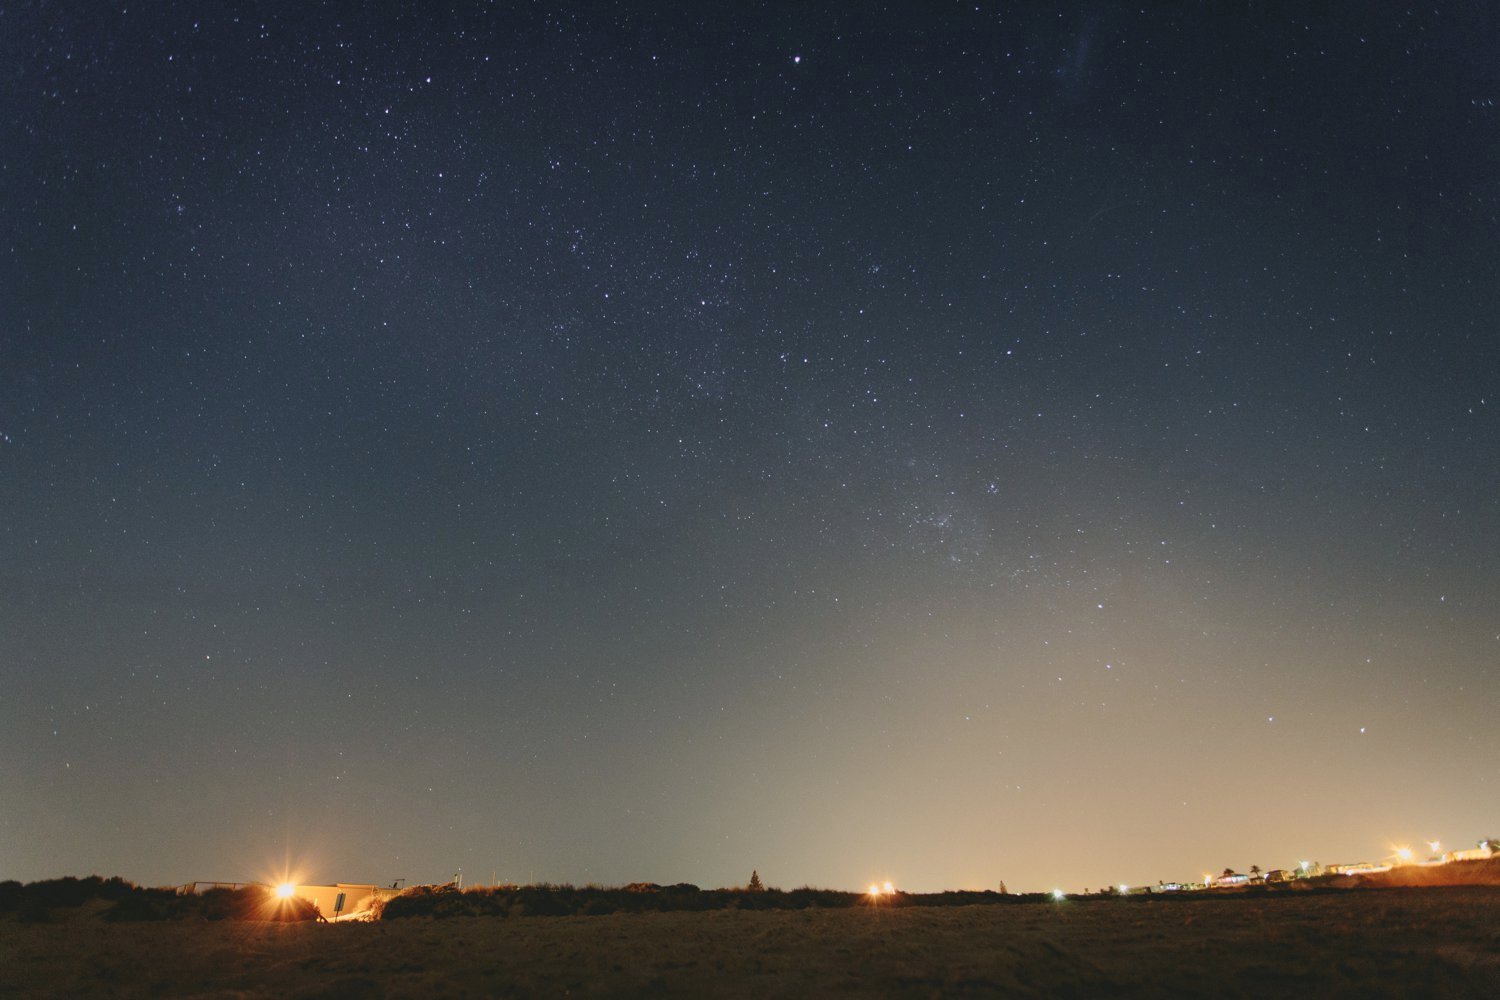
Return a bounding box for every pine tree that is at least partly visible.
[747,870,764,891]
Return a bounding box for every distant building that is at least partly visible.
[1326,862,1391,875]
[286,882,405,919]
[179,880,406,920]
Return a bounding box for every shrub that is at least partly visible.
[375,879,1105,920]
[104,894,170,922]
[0,880,24,913]
[0,879,318,923]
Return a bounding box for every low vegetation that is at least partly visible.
[0,876,316,923]
[377,882,1058,919]
[8,860,1499,928]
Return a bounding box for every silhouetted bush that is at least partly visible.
[0,878,316,922]
[375,881,1189,920]
[169,885,317,922]
[1,876,146,922]
[380,883,873,919]
[7,876,137,910]
[197,887,250,921]
[18,900,57,923]
[103,891,172,922]
[0,880,24,913]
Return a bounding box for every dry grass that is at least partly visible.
[3,887,1499,997]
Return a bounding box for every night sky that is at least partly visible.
[4,2,1498,895]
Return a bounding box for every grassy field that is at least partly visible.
[3,886,1499,997]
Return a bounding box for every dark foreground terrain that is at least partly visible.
[3,886,1498,997]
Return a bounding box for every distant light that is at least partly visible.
[882,881,894,894]
[275,883,295,899]
[1052,889,1065,900]
[867,883,881,897]
[1396,847,1413,862]
[1299,861,1310,872]
[1118,884,1129,895]
[1428,841,1441,853]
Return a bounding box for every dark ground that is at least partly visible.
[3,886,1499,997]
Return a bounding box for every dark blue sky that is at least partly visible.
[3,2,1497,892]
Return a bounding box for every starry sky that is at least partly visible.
[3,2,1498,894]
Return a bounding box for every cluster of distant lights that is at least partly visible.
[1048,839,1452,899]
